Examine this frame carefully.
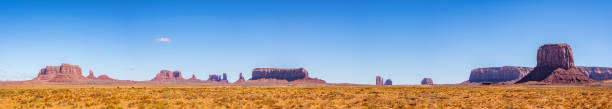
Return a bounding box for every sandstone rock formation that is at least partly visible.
[469,66,612,83]
[516,44,593,84]
[84,70,120,81]
[95,75,116,81]
[31,63,86,82]
[222,73,227,81]
[234,73,246,83]
[86,70,96,79]
[248,68,325,84]
[384,79,392,85]
[576,67,612,81]
[291,78,327,84]
[250,68,308,81]
[376,76,383,85]
[208,74,222,81]
[421,78,433,85]
[150,70,185,81]
[207,73,229,83]
[469,66,533,83]
[187,74,200,82]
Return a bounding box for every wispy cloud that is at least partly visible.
[155,37,171,43]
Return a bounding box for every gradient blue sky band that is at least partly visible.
[1,0,611,84]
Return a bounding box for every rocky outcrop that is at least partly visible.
[86,70,96,79]
[95,75,116,81]
[85,70,119,81]
[376,76,383,85]
[150,70,185,81]
[248,68,325,84]
[384,79,392,85]
[234,73,246,83]
[421,78,433,85]
[208,73,228,83]
[469,66,533,83]
[31,63,86,82]
[222,73,227,81]
[187,74,200,82]
[250,68,308,81]
[208,74,222,81]
[291,78,327,84]
[468,66,612,83]
[516,44,593,84]
[576,67,612,81]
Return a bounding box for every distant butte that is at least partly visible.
[150,70,185,81]
[421,78,433,85]
[249,68,326,84]
[30,63,121,83]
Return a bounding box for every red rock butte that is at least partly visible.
[516,43,593,84]
[150,70,185,81]
[375,76,383,85]
[31,63,85,82]
[30,63,120,82]
[86,70,119,81]
[421,78,433,85]
[234,73,246,83]
[384,79,393,85]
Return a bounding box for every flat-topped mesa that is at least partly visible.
[150,70,185,81]
[469,66,533,83]
[31,63,86,82]
[516,43,593,84]
[576,67,612,81]
[250,68,308,81]
[375,76,383,85]
[421,78,434,85]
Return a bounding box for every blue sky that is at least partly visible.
[0,0,611,84]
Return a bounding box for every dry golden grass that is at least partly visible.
[0,86,610,109]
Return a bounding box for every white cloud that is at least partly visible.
[155,37,171,43]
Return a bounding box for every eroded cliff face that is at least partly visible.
[576,67,612,81]
[31,63,86,82]
[469,66,533,83]
[516,43,592,84]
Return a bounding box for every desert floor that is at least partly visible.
[0,83,611,109]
